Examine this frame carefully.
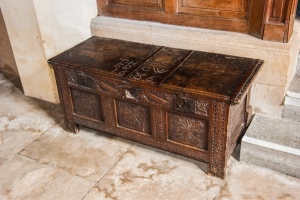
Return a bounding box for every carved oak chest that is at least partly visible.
[48,36,263,178]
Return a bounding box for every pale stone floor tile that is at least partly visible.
[83,143,223,200]
[0,158,6,166]
[0,91,62,134]
[20,123,129,182]
[0,155,95,200]
[0,73,62,123]
[1,72,300,200]
[0,129,46,159]
[0,73,62,159]
[0,103,61,159]
[79,126,134,149]
[216,161,300,200]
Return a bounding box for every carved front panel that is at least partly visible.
[177,0,248,18]
[168,112,208,150]
[71,89,103,121]
[67,71,96,89]
[107,0,164,12]
[116,100,151,134]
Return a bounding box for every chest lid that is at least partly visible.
[48,36,263,104]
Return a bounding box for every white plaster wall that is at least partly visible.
[0,8,18,75]
[33,0,97,59]
[0,0,97,103]
[0,0,56,101]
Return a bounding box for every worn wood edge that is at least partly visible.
[230,59,264,104]
[47,36,98,65]
[48,59,233,103]
[49,60,244,103]
[48,36,263,104]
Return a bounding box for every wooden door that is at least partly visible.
[97,0,298,42]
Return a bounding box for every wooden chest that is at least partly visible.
[48,37,263,178]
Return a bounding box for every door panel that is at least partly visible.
[177,0,248,19]
[107,0,164,12]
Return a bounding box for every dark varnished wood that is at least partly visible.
[96,0,298,42]
[262,0,298,42]
[48,37,263,178]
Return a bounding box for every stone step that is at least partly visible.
[297,52,300,73]
[283,53,300,121]
[284,73,300,107]
[240,114,300,178]
[283,105,300,122]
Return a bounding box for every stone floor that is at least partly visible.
[0,72,300,200]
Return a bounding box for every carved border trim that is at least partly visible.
[54,66,78,133]
[209,101,228,178]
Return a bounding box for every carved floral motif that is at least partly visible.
[116,100,151,134]
[168,113,208,149]
[71,89,103,121]
[195,101,209,116]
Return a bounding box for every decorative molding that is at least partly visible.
[262,0,297,42]
[209,101,228,178]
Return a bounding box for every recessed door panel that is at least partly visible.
[107,0,164,12]
[177,0,248,18]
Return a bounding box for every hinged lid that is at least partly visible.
[48,36,263,104]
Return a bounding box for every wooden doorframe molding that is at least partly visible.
[262,0,298,42]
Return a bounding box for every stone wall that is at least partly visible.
[0,0,97,103]
[0,9,18,75]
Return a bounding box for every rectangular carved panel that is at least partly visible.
[67,71,96,89]
[168,112,208,150]
[266,0,287,23]
[272,0,286,19]
[177,0,248,18]
[107,0,164,12]
[71,89,103,121]
[116,100,151,134]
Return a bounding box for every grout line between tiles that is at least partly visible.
[78,127,135,150]
[80,142,136,200]
[17,153,99,186]
[15,117,63,157]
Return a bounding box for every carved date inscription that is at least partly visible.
[168,112,208,150]
[71,89,103,121]
[116,100,151,134]
[111,59,139,77]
